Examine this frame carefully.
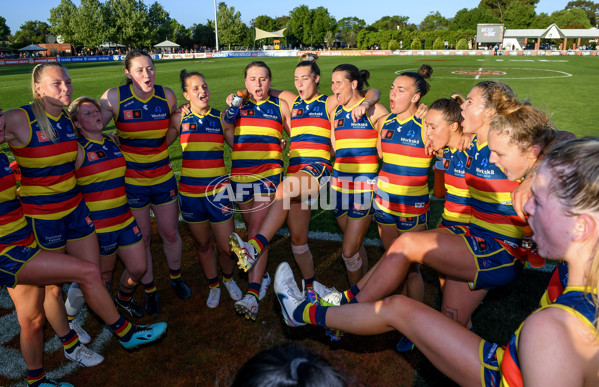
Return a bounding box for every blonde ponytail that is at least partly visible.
[31,63,68,142]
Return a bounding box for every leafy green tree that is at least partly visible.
[75,0,108,48]
[566,0,598,26]
[105,0,151,48]
[388,39,400,50]
[253,15,278,32]
[0,16,9,41]
[503,1,536,28]
[214,2,246,49]
[551,8,592,27]
[324,30,335,49]
[530,12,552,28]
[191,22,215,48]
[311,7,336,47]
[171,20,192,48]
[12,20,51,47]
[479,0,539,19]
[49,0,77,43]
[450,7,501,30]
[148,2,174,43]
[419,11,450,31]
[410,37,421,49]
[288,5,312,46]
[456,38,469,49]
[338,17,365,47]
[371,15,410,31]
[433,37,445,49]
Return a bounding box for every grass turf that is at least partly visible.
[0,55,594,385]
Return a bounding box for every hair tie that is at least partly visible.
[289,358,309,380]
[305,54,316,61]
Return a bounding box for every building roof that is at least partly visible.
[504,24,599,39]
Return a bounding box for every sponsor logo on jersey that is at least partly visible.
[240,110,255,116]
[443,158,451,169]
[466,156,473,169]
[124,110,142,120]
[36,131,50,142]
[336,118,344,127]
[382,129,394,139]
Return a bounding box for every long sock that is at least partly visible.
[118,288,134,302]
[247,282,261,300]
[341,284,361,305]
[59,329,81,354]
[304,276,315,290]
[222,272,233,282]
[109,316,135,342]
[248,234,268,255]
[208,277,220,289]
[27,368,45,386]
[169,269,182,281]
[143,281,157,295]
[293,299,328,327]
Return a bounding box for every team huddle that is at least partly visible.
[0,50,597,386]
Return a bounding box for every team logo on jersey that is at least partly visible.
[124,110,142,120]
[182,123,190,131]
[133,225,141,236]
[474,236,487,252]
[87,150,107,162]
[240,110,255,116]
[336,118,344,128]
[480,158,489,168]
[170,189,177,198]
[292,109,304,117]
[155,106,162,113]
[382,129,394,139]
[221,205,232,214]
[190,123,197,130]
[36,131,50,142]
[353,203,367,211]
[443,158,451,169]
[85,216,93,226]
[407,129,416,138]
[466,156,473,169]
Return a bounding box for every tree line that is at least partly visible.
[0,0,596,51]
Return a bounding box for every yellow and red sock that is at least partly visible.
[169,269,182,281]
[223,272,233,282]
[143,281,157,294]
[118,288,134,302]
[247,283,260,299]
[110,316,134,342]
[293,299,328,327]
[248,234,268,255]
[304,276,315,290]
[59,329,80,354]
[27,368,45,386]
[208,277,220,289]
[341,284,360,305]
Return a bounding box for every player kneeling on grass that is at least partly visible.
[61,96,149,319]
[0,109,167,387]
[167,69,242,308]
[275,137,599,386]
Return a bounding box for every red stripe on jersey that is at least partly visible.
[472,208,525,227]
[292,116,330,127]
[335,129,378,140]
[125,164,172,179]
[119,143,167,156]
[237,117,282,131]
[181,159,225,169]
[76,157,126,178]
[0,175,16,191]
[444,201,471,215]
[382,141,426,155]
[10,141,76,158]
[0,207,25,227]
[467,174,519,193]
[21,194,82,216]
[375,196,428,213]
[21,172,74,187]
[334,155,379,164]
[180,132,223,143]
[445,173,468,189]
[289,141,329,151]
[94,211,132,230]
[378,171,429,187]
[501,347,523,387]
[179,181,227,194]
[83,186,125,203]
[231,163,282,176]
[332,177,375,191]
[232,142,283,152]
[116,119,169,133]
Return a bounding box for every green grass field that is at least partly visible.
[0,56,597,386]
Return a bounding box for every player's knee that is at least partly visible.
[342,251,362,272]
[78,261,103,287]
[291,243,310,255]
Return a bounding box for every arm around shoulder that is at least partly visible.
[100,88,118,127]
[4,108,29,147]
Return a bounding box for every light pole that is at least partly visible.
[213,0,219,51]
[311,32,313,48]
